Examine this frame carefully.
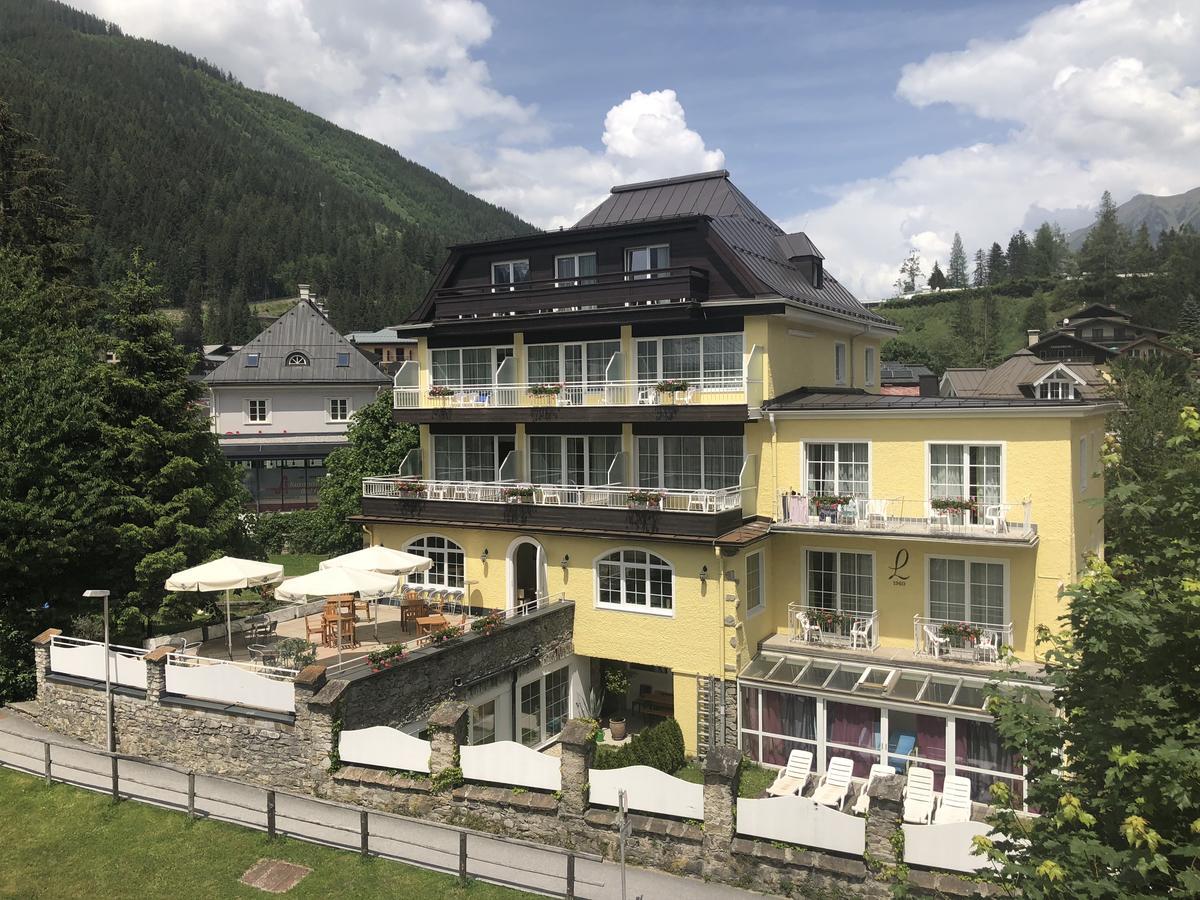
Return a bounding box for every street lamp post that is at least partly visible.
[83,589,114,753]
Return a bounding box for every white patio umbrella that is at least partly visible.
[165,556,284,660]
[275,568,401,668]
[319,546,433,640]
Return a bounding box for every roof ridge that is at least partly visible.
[610,169,730,193]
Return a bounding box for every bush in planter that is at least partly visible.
[470,611,505,636]
[593,718,686,774]
[367,642,407,670]
[502,485,536,502]
[427,624,463,645]
[626,489,664,508]
[276,637,318,669]
[655,378,689,393]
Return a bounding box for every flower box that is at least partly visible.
[395,481,427,496]
[470,611,505,637]
[930,497,977,514]
[428,625,463,645]
[503,485,536,503]
[939,622,983,643]
[367,643,407,670]
[428,385,454,398]
[655,379,690,394]
[626,489,664,509]
[528,383,564,397]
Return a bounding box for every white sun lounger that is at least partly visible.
[766,749,813,797]
[851,763,897,815]
[811,756,855,810]
[934,774,973,825]
[903,766,936,824]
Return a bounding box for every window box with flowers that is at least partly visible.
[470,611,505,637]
[528,383,564,404]
[939,621,983,644]
[930,497,977,515]
[810,608,850,632]
[394,480,427,497]
[626,489,665,510]
[428,385,455,405]
[809,494,852,522]
[367,644,407,672]
[503,485,536,503]
[655,378,690,402]
[427,624,463,645]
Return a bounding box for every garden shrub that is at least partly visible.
[593,718,685,774]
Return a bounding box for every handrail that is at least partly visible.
[788,605,880,650]
[913,615,1014,661]
[396,376,750,409]
[166,652,299,682]
[777,495,1035,538]
[433,266,708,300]
[362,476,743,513]
[50,634,149,657]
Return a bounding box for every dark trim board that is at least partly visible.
[394,404,750,425]
[359,497,744,540]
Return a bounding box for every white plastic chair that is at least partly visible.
[923,624,950,657]
[862,498,889,529]
[636,386,656,405]
[795,611,822,644]
[983,504,1008,534]
[934,775,973,825]
[539,486,563,505]
[975,629,1000,663]
[849,617,873,650]
[852,763,897,815]
[679,385,698,405]
[687,492,711,512]
[766,749,813,797]
[811,756,855,809]
[903,766,936,824]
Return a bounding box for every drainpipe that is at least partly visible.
[768,411,778,514]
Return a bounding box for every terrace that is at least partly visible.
[773,495,1037,545]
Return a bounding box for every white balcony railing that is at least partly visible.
[788,605,880,651]
[913,615,1014,663]
[394,377,756,410]
[49,635,148,689]
[778,495,1035,541]
[362,476,743,514]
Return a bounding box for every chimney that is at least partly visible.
[1026,328,1041,347]
[918,373,940,397]
[298,283,311,302]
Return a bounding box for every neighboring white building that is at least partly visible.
[206,300,390,510]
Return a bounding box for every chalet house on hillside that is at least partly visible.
[940,349,1108,401]
[1026,303,1181,363]
[206,300,389,510]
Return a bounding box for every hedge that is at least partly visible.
[593,718,685,774]
[249,510,333,554]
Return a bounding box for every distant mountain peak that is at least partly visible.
[1068,185,1200,249]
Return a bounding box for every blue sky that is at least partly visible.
[76,0,1200,296]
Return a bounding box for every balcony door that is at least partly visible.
[432,434,515,482]
[929,444,1001,520]
[508,538,546,609]
[529,435,620,486]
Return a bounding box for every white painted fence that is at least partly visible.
[903,821,992,873]
[338,726,432,774]
[165,654,296,713]
[737,795,866,856]
[461,741,561,792]
[49,636,147,690]
[588,765,703,820]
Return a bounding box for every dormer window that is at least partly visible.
[1035,365,1082,400]
[285,351,310,366]
[245,353,260,368]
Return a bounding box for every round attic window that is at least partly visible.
[285,351,310,366]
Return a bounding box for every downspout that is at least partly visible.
[769,411,778,514]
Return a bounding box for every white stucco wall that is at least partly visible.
[210,385,382,437]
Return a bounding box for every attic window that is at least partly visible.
[245,353,260,368]
[285,352,310,366]
[1037,372,1075,400]
[336,352,351,367]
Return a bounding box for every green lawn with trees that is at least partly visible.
[0,767,526,899]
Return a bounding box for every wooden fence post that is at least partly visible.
[110,756,119,801]
[360,811,369,856]
[43,742,51,784]
[458,832,468,885]
[187,772,196,819]
[566,853,576,899]
[266,790,276,839]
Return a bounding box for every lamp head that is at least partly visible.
[82,589,111,599]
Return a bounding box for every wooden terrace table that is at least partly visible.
[415,614,448,636]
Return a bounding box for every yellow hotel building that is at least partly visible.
[355,171,1109,804]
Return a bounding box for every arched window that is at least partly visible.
[405,535,465,588]
[285,351,310,366]
[596,549,673,614]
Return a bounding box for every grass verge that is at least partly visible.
[674,759,777,798]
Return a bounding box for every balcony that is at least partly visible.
[773,496,1037,545]
[360,476,747,539]
[788,605,880,651]
[913,616,1014,664]
[432,266,709,319]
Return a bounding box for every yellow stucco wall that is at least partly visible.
[752,316,883,398]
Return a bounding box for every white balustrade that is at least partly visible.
[736,795,866,856]
[49,636,148,690]
[396,377,749,410]
[165,654,296,713]
[339,726,432,773]
[460,740,561,791]
[903,821,993,873]
[588,765,703,819]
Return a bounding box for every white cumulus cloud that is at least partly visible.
[791,0,1200,298]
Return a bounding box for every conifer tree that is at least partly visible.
[1006,230,1032,280]
[987,242,1009,284]
[1079,190,1129,282]
[973,249,989,287]
[1032,223,1061,277]
[948,232,969,288]
[1128,222,1156,274]
[928,260,947,291]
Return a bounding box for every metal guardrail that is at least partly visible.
[778,496,1035,540]
[788,606,880,651]
[396,377,753,410]
[0,728,603,897]
[362,477,743,513]
[913,616,1014,662]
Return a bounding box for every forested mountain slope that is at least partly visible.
[0,0,535,338]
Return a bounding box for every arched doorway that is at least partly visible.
[506,538,547,610]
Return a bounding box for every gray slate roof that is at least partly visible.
[207,301,390,386]
[573,171,893,328]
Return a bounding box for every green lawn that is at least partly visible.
[269,553,327,577]
[674,759,777,798]
[0,767,526,899]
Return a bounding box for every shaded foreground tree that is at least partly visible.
[981,402,1200,897]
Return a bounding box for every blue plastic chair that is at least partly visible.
[888,734,917,771]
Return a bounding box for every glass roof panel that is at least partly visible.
[854,666,897,693]
[889,674,928,700]
[773,658,811,685]
[951,684,988,710]
[798,661,838,687]
[741,654,785,680]
[921,677,962,705]
[826,666,865,692]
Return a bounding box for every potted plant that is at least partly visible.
[470,611,505,636]
[809,493,851,521]
[626,488,665,510]
[395,480,427,497]
[428,384,454,399]
[930,496,976,515]
[812,609,847,632]
[427,624,463,645]
[502,485,536,503]
[528,383,564,404]
[604,665,630,741]
[367,643,406,672]
[655,378,689,402]
[939,621,983,644]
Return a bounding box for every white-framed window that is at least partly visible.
[1034,365,1082,400]
[326,398,350,422]
[404,535,465,588]
[635,333,743,387]
[805,550,874,614]
[431,346,514,387]
[469,697,497,745]
[928,556,1007,627]
[1079,436,1088,494]
[804,442,869,497]
[432,434,514,482]
[491,259,530,290]
[746,551,764,614]
[865,347,877,386]
[834,342,847,385]
[554,252,597,287]
[928,443,1002,513]
[518,664,570,747]
[596,549,674,615]
[245,399,270,424]
[525,340,619,393]
[637,435,743,490]
[529,435,621,486]
[285,351,309,366]
[625,244,670,279]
